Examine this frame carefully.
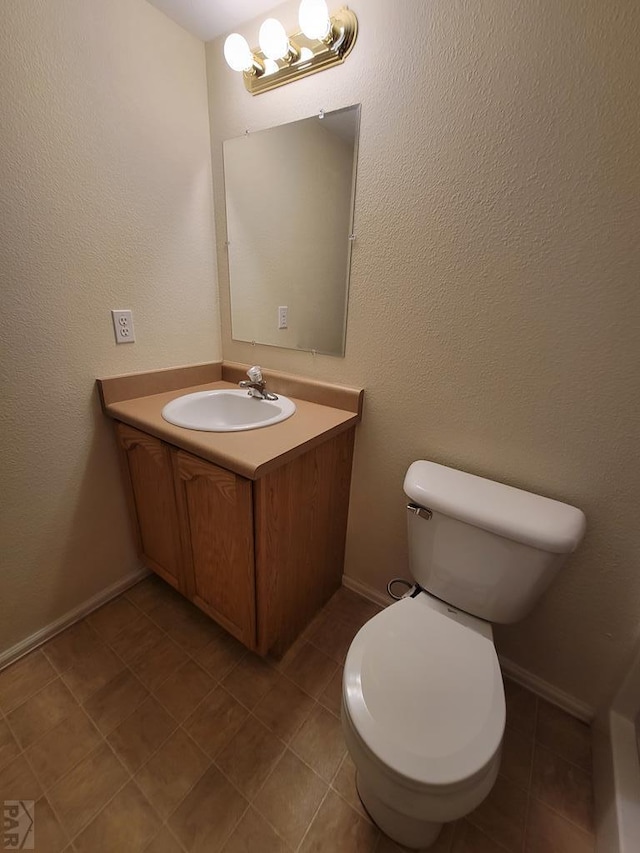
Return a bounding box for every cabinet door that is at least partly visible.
[254,428,355,656]
[172,450,256,648]
[115,423,184,591]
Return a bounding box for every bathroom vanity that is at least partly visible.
[97,361,363,657]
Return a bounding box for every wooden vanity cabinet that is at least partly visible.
[115,424,183,592]
[252,430,354,655]
[171,450,256,649]
[114,421,355,656]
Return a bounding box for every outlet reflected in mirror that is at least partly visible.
[223,105,360,356]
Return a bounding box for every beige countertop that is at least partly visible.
[98,363,363,480]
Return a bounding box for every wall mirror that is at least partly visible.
[223,104,360,357]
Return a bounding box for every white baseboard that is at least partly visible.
[498,656,593,722]
[0,567,150,672]
[342,574,391,609]
[341,574,594,723]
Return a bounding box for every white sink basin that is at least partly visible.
[161,389,296,432]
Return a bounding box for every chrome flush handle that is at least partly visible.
[407,503,432,521]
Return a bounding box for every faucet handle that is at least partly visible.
[246,365,263,383]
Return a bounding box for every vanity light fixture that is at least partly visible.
[223,2,358,96]
[223,33,263,74]
[259,18,299,63]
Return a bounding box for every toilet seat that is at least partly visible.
[343,593,505,791]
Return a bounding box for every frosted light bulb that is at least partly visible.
[299,0,331,40]
[223,33,253,72]
[259,18,289,61]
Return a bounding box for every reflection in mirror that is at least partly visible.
[223,105,360,356]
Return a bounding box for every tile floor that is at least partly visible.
[0,576,596,852]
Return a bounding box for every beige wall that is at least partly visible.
[207,0,640,711]
[0,0,220,654]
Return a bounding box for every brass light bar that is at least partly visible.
[236,8,358,96]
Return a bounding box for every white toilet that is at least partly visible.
[342,460,586,849]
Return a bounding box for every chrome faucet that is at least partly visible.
[239,365,278,401]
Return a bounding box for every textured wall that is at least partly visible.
[0,0,219,654]
[207,0,640,711]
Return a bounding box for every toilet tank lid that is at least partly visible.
[404,461,586,554]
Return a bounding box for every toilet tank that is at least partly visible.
[403,461,586,624]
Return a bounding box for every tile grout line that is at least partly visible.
[246,699,343,796]
[14,662,150,850]
[328,753,372,825]
[3,593,500,847]
[247,746,325,851]
[158,733,254,851]
[288,723,347,778]
[245,724,360,851]
[530,692,596,837]
[532,738,595,777]
[83,593,303,848]
[27,596,196,848]
[210,723,287,790]
[528,792,596,839]
[42,619,123,707]
[110,589,293,728]
[6,590,449,850]
[294,784,332,853]
[522,792,532,853]
[185,645,339,729]
[242,712,362,849]
[121,602,307,849]
[98,583,345,732]
[217,691,360,852]
[0,591,342,733]
[64,755,136,850]
[60,681,204,852]
[83,596,225,739]
[325,750,379,835]
[10,583,593,853]
[445,823,454,853]
[218,799,253,853]
[132,721,209,853]
[0,661,59,718]
[146,822,189,853]
[1,708,80,850]
[531,690,593,776]
[458,819,512,853]
[3,582,281,848]
[520,697,539,853]
[1,684,115,830]
[0,596,336,853]
[224,795,295,853]
[465,773,531,852]
[521,734,536,852]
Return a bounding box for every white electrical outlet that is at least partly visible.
[111,309,136,344]
[278,306,288,330]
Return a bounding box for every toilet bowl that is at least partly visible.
[342,591,505,849]
[342,460,586,849]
